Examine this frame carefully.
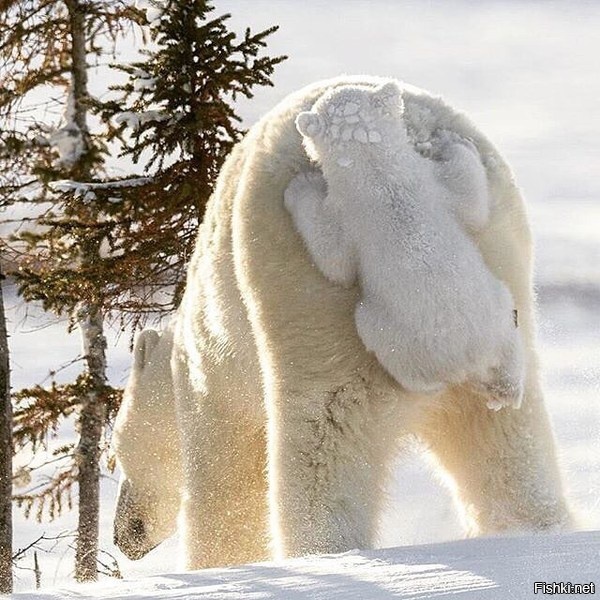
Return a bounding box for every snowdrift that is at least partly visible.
[14,530,598,599]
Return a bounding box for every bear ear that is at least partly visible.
[296,111,323,138]
[373,81,403,107]
[133,329,160,372]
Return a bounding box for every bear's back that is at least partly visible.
[175,75,534,414]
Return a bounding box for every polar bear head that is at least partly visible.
[112,325,183,560]
[295,81,406,168]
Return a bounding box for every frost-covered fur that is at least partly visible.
[112,76,573,570]
[285,82,524,409]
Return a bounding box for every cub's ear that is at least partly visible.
[296,111,324,138]
[373,81,403,107]
[133,329,160,372]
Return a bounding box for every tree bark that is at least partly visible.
[65,0,108,583]
[74,300,107,583]
[0,268,13,595]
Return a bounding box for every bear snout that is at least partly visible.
[113,479,156,560]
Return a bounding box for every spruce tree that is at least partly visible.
[0,0,143,582]
[1,0,286,585]
[91,0,287,315]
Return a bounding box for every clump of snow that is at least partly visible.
[49,90,84,168]
[135,0,165,24]
[146,6,164,23]
[50,180,93,200]
[133,77,157,92]
[114,110,169,129]
[50,177,151,202]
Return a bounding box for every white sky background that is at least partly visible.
[6,0,600,591]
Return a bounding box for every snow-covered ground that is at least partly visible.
[12,531,600,599]
[6,0,600,595]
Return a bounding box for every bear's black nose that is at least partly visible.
[129,517,146,540]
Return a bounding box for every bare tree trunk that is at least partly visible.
[34,551,41,589]
[74,301,107,582]
[65,0,107,583]
[0,269,13,595]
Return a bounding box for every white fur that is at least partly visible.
[286,82,524,409]
[112,323,182,559]
[112,76,574,570]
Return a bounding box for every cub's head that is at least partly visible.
[112,325,183,560]
[296,81,405,167]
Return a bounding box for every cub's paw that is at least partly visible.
[482,367,524,411]
[431,129,478,162]
[284,170,326,211]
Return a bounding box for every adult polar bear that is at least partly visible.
[112,75,572,569]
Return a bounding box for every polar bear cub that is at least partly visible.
[285,81,524,409]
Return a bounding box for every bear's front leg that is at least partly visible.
[284,170,357,287]
[179,415,270,570]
